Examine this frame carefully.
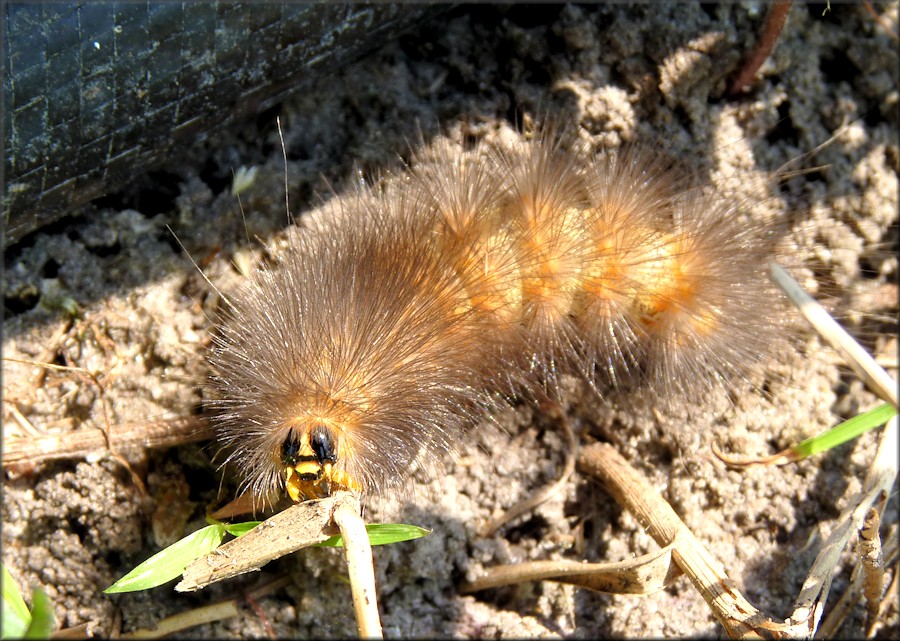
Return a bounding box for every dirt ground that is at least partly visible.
[3,3,898,638]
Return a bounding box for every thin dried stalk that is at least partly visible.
[120,575,293,639]
[176,493,352,592]
[119,601,239,639]
[860,507,886,636]
[578,442,774,638]
[785,415,898,637]
[863,0,900,42]
[1,417,214,466]
[479,411,577,536]
[769,262,898,408]
[459,545,682,595]
[728,0,793,95]
[816,524,897,639]
[333,497,383,639]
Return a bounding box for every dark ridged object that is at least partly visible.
[3,3,444,247]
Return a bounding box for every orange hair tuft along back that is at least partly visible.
[208,127,790,508]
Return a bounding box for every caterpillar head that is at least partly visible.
[280,424,361,502]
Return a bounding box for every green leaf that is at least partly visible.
[792,403,898,459]
[2,563,32,639]
[317,523,431,548]
[104,524,227,593]
[104,517,427,594]
[1,564,56,640]
[23,587,55,639]
[223,521,260,537]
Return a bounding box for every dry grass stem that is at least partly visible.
[119,600,240,639]
[1,416,213,466]
[26,318,73,389]
[727,0,793,95]
[863,0,900,41]
[333,496,383,639]
[479,412,578,537]
[787,415,898,637]
[459,545,682,596]
[176,492,355,592]
[816,524,897,639]
[769,262,898,408]
[860,507,886,636]
[577,442,773,638]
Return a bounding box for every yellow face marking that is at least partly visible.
[280,426,361,502]
[285,467,303,503]
[293,460,321,478]
[284,463,362,502]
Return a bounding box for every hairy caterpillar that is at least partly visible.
[208,128,792,508]
[1,4,894,638]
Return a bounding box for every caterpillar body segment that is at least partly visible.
[209,131,786,507]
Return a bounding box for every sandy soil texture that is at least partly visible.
[3,4,898,638]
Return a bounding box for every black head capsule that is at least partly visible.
[280,432,303,467]
[281,425,332,482]
[310,426,337,465]
[281,424,359,501]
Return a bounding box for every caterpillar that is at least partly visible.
[208,126,791,509]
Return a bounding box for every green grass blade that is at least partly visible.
[104,524,227,594]
[23,587,55,639]
[104,517,427,594]
[223,521,260,537]
[317,523,431,548]
[2,563,32,639]
[791,403,897,460]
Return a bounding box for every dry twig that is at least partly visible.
[176,493,351,592]
[769,262,898,408]
[459,545,682,596]
[479,411,578,537]
[333,498,383,639]
[578,442,775,638]
[2,416,213,466]
[728,0,793,96]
